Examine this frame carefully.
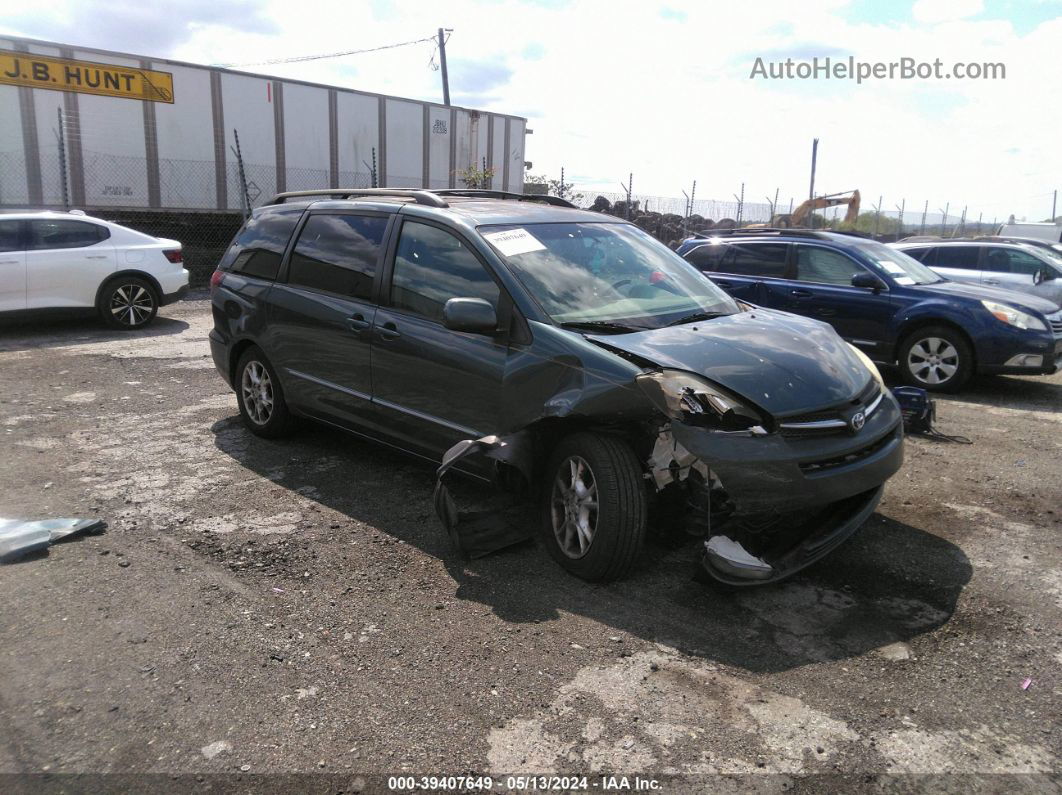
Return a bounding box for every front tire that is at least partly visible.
[235,347,295,438]
[540,432,647,582]
[898,326,973,392]
[99,277,158,329]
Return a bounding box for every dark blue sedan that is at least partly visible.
[678,229,1062,391]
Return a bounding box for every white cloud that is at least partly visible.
[912,0,984,25]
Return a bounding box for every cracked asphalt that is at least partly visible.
[0,296,1059,791]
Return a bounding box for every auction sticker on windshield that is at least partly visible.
[877,259,915,285]
[483,228,547,257]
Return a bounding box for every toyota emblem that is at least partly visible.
[851,411,866,432]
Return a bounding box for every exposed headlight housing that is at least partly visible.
[846,343,885,389]
[981,300,1047,331]
[636,370,768,433]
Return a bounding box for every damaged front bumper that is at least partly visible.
[702,486,883,586]
[653,395,903,584]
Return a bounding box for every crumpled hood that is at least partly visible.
[588,309,872,416]
[921,280,1059,316]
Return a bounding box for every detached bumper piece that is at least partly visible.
[433,435,534,560]
[701,486,883,586]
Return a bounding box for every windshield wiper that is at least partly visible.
[559,320,649,334]
[665,311,727,327]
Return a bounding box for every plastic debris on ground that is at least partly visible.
[0,517,107,562]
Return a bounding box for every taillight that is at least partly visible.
[163,249,183,263]
[210,269,224,292]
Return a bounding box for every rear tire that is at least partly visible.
[540,432,647,582]
[898,325,973,392]
[235,346,296,438]
[98,277,158,329]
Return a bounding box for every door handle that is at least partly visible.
[713,279,734,288]
[85,255,109,260]
[378,322,401,341]
[790,289,813,298]
[0,259,18,264]
[983,279,1000,285]
[347,314,371,331]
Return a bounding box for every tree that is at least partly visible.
[457,165,495,189]
[523,173,584,205]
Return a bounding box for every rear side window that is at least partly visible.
[684,243,727,270]
[935,246,982,270]
[390,221,499,323]
[219,209,302,280]
[0,220,20,252]
[794,246,865,286]
[287,214,388,299]
[719,243,789,277]
[28,219,107,249]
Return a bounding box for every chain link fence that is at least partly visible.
[0,148,1011,283]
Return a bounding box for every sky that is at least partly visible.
[3,0,1061,222]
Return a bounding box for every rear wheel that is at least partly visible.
[98,277,158,329]
[898,326,973,392]
[235,347,295,438]
[540,432,647,582]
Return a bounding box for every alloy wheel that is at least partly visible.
[109,283,154,327]
[241,361,274,425]
[550,455,599,559]
[907,337,959,386]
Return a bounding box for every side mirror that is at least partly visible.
[1037,268,1056,283]
[851,272,885,292]
[442,297,498,334]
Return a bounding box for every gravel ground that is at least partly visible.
[0,296,1059,791]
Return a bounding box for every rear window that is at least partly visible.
[219,208,302,280]
[0,220,20,252]
[718,243,789,277]
[28,219,108,249]
[935,246,982,270]
[287,213,388,299]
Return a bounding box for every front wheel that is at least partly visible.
[898,326,973,392]
[99,277,158,329]
[540,432,647,582]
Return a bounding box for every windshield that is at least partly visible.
[859,241,943,285]
[479,222,739,330]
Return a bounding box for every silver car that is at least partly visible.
[892,240,1062,309]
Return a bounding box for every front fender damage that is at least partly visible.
[430,327,897,585]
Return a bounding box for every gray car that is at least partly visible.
[893,240,1062,308]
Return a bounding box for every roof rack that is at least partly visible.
[427,189,577,208]
[269,189,448,207]
[688,227,833,240]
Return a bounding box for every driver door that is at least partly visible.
[371,219,509,458]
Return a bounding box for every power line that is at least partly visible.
[216,35,438,68]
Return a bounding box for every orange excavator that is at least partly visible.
[753,190,861,228]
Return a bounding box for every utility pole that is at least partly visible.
[895,199,905,237]
[873,196,882,237]
[438,28,451,106]
[939,202,950,236]
[808,138,818,202]
[1053,189,1058,222]
[920,200,928,235]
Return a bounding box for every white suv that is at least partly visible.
[0,210,189,329]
